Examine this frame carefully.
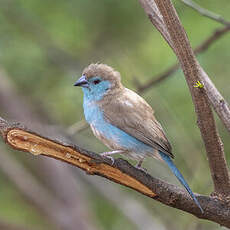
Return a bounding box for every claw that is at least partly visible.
[102,155,115,165]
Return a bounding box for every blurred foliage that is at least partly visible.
[0,0,230,229]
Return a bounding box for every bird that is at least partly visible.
[74,63,203,213]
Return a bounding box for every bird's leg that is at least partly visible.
[100,150,126,165]
[135,159,147,172]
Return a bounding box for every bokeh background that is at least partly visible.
[0,0,230,229]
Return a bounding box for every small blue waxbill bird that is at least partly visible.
[74,63,203,212]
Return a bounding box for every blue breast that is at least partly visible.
[83,96,153,155]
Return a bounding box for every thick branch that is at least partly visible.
[1,118,230,227]
[136,25,230,92]
[139,0,230,196]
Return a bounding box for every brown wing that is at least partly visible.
[99,88,173,158]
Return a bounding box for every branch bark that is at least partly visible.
[138,0,230,196]
[1,117,230,227]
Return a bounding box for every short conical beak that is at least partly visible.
[74,75,89,87]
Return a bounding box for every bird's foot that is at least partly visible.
[102,155,115,165]
[100,151,117,165]
[100,150,125,165]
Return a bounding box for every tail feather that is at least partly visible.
[159,151,203,213]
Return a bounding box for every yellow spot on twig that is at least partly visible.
[194,81,204,88]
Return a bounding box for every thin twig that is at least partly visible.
[1,117,230,227]
[136,25,230,92]
[181,0,230,26]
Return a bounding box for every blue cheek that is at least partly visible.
[82,80,110,101]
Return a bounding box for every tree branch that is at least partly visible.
[138,2,230,137]
[0,70,97,230]
[181,0,230,26]
[138,0,230,196]
[1,117,230,227]
[136,25,230,92]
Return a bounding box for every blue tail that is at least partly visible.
[159,151,203,213]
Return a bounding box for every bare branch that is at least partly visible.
[139,0,230,195]
[181,0,230,26]
[136,25,230,92]
[1,118,230,227]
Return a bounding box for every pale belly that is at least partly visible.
[89,121,157,160]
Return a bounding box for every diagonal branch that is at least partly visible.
[181,0,230,26]
[138,0,230,196]
[136,25,230,92]
[138,1,230,136]
[1,117,230,227]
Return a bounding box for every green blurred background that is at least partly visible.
[0,0,230,229]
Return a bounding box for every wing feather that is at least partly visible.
[99,88,173,158]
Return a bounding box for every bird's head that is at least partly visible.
[74,63,123,101]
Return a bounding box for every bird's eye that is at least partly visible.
[93,79,101,85]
